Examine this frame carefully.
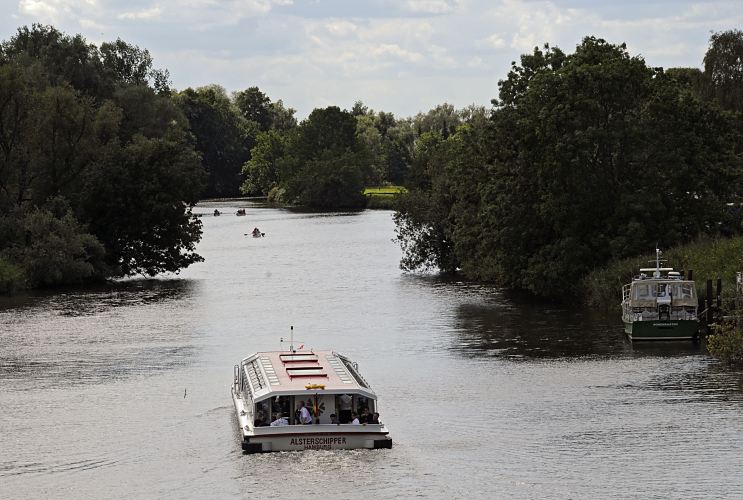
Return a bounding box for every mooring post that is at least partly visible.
[688,269,693,281]
[707,279,714,324]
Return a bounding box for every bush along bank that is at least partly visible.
[581,237,743,311]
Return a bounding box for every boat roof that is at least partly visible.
[240,350,377,403]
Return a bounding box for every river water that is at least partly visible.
[2,202,743,499]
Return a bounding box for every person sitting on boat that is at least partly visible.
[351,412,360,425]
[297,401,313,425]
[213,209,221,216]
[254,410,268,427]
[330,413,339,424]
[360,408,371,424]
[270,413,288,426]
[252,227,261,237]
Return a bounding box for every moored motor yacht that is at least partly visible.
[231,343,392,453]
[621,248,699,340]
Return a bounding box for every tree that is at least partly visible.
[704,29,743,114]
[1,24,107,97]
[100,38,152,86]
[175,85,256,198]
[355,113,386,185]
[1,26,208,290]
[240,130,287,196]
[268,99,297,131]
[485,37,741,296]
[81,132,205,275]
[0,200,106,287]
[234,86,272,131]
[26,85,120,205]
[272,106,368,208]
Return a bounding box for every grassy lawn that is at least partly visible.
[363,185,407,197]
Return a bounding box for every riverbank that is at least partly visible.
[582,237,743,311]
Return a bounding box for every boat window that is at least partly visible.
[286,367,327,377]
[666,283,682,298]
[272,396,290,422]
[633,283,656,299]
[254,400,270,426]
[280,354,319,363]
[681,283,694,299]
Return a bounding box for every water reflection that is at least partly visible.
[453,301,627,358]
[0,279,198,388]
[403,274,709,360]
[0,279,197,315]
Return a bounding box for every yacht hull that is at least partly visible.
[623,319,699,341]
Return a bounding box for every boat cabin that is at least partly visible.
[234,351,379,427]
[622,270,697,322]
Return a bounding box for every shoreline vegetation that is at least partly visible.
[582,238,743,311]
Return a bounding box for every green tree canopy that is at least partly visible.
[704,29,743,114]
[395,37,743,299]
[1,25,206,289]
[174,85,255,198]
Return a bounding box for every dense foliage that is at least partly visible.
[394,36,743,299]
[708,313,743,365]
[0,25,205,289]
[241,103,421,208]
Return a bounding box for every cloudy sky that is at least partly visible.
[2,0,742,118]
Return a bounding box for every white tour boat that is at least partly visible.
[231,345,392,453]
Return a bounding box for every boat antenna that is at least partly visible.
[290,325,295,353]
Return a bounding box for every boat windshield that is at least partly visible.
[633,282,695,300]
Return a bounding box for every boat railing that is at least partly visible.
[336,353,372,389]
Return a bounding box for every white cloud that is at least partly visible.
[118,6,162,21]
[485,33,506,49]
[403,0,458,14]
[18,0,97,22]
[325,19,357,37]
[78,17,106,30]
[19,0,56,19]
[371,43,423,63]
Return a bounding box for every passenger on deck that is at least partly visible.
[360,408,370,423]
[254,410,268,427]
[351,412,360,425]
[298,401,313,424]
[270,414,288,426]
[330,413,338,424]
[370,412,380,424]
[339,393,352,423]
